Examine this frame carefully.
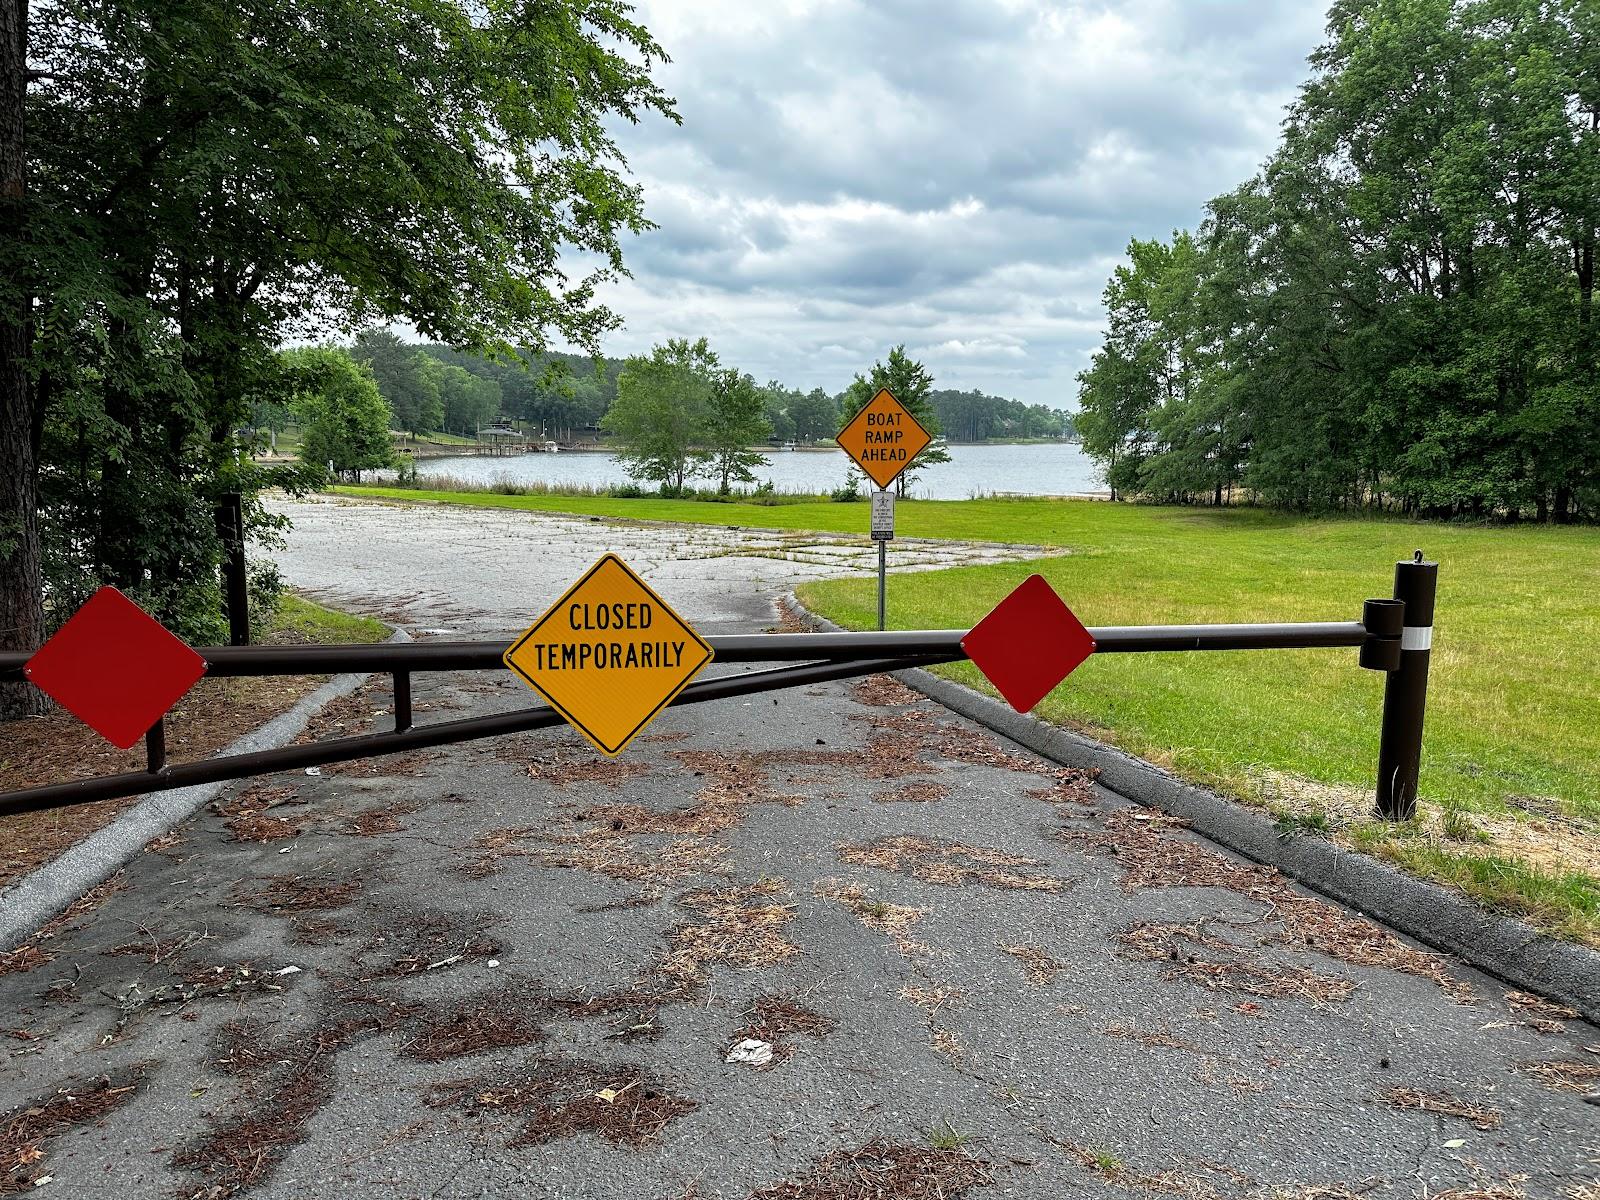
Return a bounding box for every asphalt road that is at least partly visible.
[2,503,1595,1199]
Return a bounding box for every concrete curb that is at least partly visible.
[0,628,409,952]
[785,593,1600,1025]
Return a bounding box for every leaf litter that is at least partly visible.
[838,834,1068,892]
[1064,809,1472,1001]
[747,1139,992,1200]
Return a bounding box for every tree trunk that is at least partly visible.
[0,0,45,719]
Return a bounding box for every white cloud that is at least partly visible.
[579,0,1328,406]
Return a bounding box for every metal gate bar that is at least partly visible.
[0,564,1434,821]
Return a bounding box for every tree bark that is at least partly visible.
[0,0,45,719]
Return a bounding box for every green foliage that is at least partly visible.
[355,330,443,436]
[10,0,675,642]
[281,347,394,481]
[705,370,772,493]
[789,388,840,443]
[602,338,717,492]
[1078,0,1599,521]
[840,346,953,497]
[928,390,1072,441]
[601,338,775,493]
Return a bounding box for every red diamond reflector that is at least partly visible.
[24,586,206,749]
[961,575,1096,713]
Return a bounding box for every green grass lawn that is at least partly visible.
[272,593,390,644]
[331,484,1600,939]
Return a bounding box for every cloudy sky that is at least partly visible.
[586,0,1329,409]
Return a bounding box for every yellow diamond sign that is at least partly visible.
[503,554,714,756]
[836,388,933,491]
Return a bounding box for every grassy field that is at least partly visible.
[332,484,1600,940]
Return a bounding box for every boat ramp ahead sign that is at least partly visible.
[836,388,933,491]
[503,554,713,756]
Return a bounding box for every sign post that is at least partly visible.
[870,489,894,630]
[837,389,930,631]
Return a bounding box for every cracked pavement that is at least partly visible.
[1,504,1595,1199]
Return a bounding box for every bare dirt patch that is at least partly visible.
[838,834,1067,892]
[1372,1087,1501,1130]
[748,1140,992,1200]
[1,1065,148,1194]
[427,1059,695,1148]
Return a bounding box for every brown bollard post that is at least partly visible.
[1375,550,1437,820]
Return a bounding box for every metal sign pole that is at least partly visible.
[877,538,887,631]
[870,488,894,631]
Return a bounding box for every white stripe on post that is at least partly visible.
[1401,626,1432,651]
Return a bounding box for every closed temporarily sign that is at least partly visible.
[503,554,714,756]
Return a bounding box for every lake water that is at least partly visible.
[407,441,1103,501]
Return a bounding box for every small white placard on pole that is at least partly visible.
[870,490,895,541]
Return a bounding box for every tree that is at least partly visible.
[706,369,771,493]
[789,387,838,443]
[2,0,675,718]
[839,346,951,497]
[282,348,394,483]
[602,338,716,493]
[1075,0,1598,519]
[761,381,796,443]
[0,0,43,717]
[356,330,443,437]
[427,359,502,435]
